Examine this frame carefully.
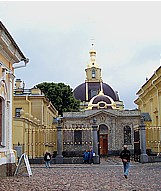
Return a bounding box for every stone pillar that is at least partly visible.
[7,73,15,163]
[32,128,36,158]
[55,120,63,164]
[140,117,148,163]
[92,118,100,164]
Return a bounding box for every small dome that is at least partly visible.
[92,95,111,104]
[87,91,116,110]
[89,49,96,54]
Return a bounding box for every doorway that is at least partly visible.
[99,124,108,156]
[100,134,108,155]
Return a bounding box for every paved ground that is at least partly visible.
[0,157,161,191]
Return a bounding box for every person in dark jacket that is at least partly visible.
[120,145,131,179]
[83,150,89,164]
[44,151,51,168]
[89,149,94,164]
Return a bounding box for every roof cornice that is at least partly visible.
[0,21,26,62]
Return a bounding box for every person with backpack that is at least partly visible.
[44,151,51,168]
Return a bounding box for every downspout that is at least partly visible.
[13,58,29,69]
[25,95,31,157]
[26,95,31,116]
[151,71,160,126]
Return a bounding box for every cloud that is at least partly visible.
[1,1,161,110]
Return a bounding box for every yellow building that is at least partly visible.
[135,66,161,153]
[0,21,29,176]
[13,79,58,159]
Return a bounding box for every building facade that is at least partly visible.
[61,47,141,158]
[0,21,28,176]
[62,109,140,156]
[13,79,58,159]
[135,66,161,153]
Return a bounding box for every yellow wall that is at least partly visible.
[135,66,161,153]
[13,86,58,158]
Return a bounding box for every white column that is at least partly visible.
[7,73,15,163]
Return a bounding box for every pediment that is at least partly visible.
[85,109,118,119]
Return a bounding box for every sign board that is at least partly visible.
[14,153,32,176]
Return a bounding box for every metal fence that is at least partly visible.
[146,126,161,154]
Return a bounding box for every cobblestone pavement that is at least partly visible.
[0,157,161,191]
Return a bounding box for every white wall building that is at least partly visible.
[0,21,29,176]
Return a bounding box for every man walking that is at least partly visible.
[120,145,131,179]
[44,151,51,168]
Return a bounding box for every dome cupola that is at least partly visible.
[87,91,116,110]
[73,45,124,111]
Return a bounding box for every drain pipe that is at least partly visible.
[26,95,31,116]
[13,58,29,69]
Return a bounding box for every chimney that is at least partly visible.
[15,79,22,89]
[14,79,24,94]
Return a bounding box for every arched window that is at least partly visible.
[124,126,131,144]
[92,69,95,78]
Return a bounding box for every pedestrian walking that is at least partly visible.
[83,150,89,164]
[44,151,51,168]
[120,145,131,179]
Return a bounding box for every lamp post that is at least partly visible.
[139,117,148,163]
[55,117,63,164]
[92,118,100,164]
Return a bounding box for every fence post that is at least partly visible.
[139,117,148,163]
[92,118,100,164]
[55,118,63,164]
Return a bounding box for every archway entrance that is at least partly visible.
[99,124,108,156]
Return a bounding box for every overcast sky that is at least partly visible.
[0,1,161,109]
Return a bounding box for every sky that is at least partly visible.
[0,1,161,109]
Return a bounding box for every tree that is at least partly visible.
[36,82,80,115]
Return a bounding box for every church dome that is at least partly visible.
[73,82,119,102]
[73,45,124,111]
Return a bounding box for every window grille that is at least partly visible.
[124,125,131,144]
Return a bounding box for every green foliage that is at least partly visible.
[36,82,80,115]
